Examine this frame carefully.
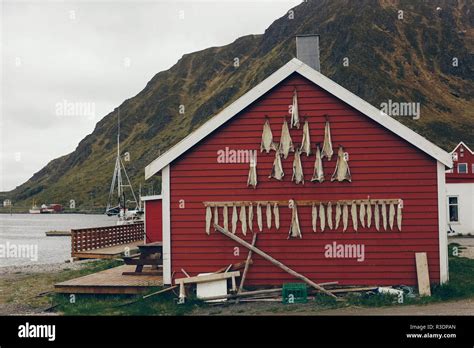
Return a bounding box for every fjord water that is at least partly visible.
[0,214,115,267]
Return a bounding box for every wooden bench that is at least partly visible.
[122,242,163,276]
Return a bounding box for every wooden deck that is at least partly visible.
[72,241,141,260]
[55,265,163,294]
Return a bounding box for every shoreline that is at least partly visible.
[0,259,96,275]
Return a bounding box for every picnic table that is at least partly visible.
[122,242,163,276]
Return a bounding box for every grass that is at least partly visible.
[51,292,199,316]
[0,259,122,310]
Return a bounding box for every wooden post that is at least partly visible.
[238,232,258,294]
[415,252,431,296]
[214,224,337,298]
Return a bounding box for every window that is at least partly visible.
[448,196,459,223]
[452,152,458,161]
[458,163,467,174]
[472,164,474,173]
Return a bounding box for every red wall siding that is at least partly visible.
[169,73,440,286]
[145,200,163,243]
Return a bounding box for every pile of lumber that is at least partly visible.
[144,224,390,304]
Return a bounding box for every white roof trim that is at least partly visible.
[450,141,474,155]
[145,58,452,179]
[141,195,162,201]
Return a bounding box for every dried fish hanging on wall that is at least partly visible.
[331,146,352,182]
[335,202,342,230]
[374,201,380,231]
[273,203,280,230]
[232,205,238,234]
[205,206,212,235]
[351,201,358,232]
[319,203,326,232]
[397,200,403,231]
[204,199,403,236]
[288,200,302,238]
[300,120,312,156]
[292,149,305,184]
[366,199,372,228]
[214,206,219,228]
[247,160,258,189]
[389,203,395,230]
[266,203,272,229]
[248,204,253,233]
[290,88,300,129]
[311,144,325,183]
[269,148,284,180]
[359,202,366,228]
[257,203,263,232]
[381,201,388,231]
[312,204,318,232]
[327,202,333,230]
[342,203,349,232]
[321,117,333,160]
[223,205,229,231]
[278,119,294,159]
[240,205,247,236]
[260,117,276,153]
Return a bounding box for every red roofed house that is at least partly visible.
[141,36,453,288]
[446,142,474,235]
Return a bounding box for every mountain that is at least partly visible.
[2,0,473,210]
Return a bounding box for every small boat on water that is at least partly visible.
[45,230,71,236]
[105,110,143,225]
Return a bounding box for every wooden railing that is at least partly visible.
[71,223,144,254]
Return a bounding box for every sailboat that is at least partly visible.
[29,200,41,214]
[105,110,143,225]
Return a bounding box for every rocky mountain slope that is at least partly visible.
[2,0,473,209]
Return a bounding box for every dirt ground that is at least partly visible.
[191,297,474,316]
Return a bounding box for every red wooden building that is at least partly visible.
[142,37,452,287]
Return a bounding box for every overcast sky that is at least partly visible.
[0,0,300,192]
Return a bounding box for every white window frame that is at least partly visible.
[452,152,458,161]
[457,163,467,174]
[447,195,460,224]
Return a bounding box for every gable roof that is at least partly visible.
[145,58,452,179]
[451,141,474,155]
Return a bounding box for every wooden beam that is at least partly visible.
[415,252,431,296]
[214,261,251,273]
[204,198,400,207]
[200,288,283,301]
[175,271,240,285]
[142,285,178,299]
[238,232,258,294]
[214,224,337,299]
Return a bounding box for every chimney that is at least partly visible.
[296,34,320,72]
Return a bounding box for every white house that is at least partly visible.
[446,142,474,235]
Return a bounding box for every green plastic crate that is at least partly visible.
[282,283,307,304]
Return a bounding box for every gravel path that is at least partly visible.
[192,298,474,316]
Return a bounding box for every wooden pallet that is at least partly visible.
[54,265,163,294]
